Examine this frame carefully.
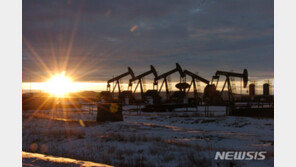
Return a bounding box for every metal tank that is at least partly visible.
[249,84,255,96]
[263,83,270,96]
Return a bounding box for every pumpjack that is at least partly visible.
[213,69,248,104]
[129,65,158,101]
[107,67,135,97]
[99,67,135,122]
[183,70,210,104]
[154,63,185,100]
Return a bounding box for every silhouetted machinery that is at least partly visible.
[211,69,248,105]
[203,85,221,105]
[97,67,136,122]
[129,65,158,102]
[183,70,210,104]
[263,83,270,96]
[154,63,185,100]
[249,83,255,96]
[98,64,274,117]
[171,82,190,104]
[106,67,135,104]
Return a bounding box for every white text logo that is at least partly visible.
[214,151,267,160]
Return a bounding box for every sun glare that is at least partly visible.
[44,72,74,97]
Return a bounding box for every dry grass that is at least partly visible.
[22,110,271,167]
[186,151,212,167]
[100,133,162,143]
[166,139,192,147]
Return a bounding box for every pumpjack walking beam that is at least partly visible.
[107,67,135,96]
[154,63,185,99]
[129,65,158,100]
[214,69,248,104]
[183,70,210,101]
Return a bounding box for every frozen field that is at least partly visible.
[22,106,274,167]
[23,151,111,167]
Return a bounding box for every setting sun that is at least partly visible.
[44,72,74,97]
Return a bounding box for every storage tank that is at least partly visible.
[263,83,270,96]
[249,84,255,96]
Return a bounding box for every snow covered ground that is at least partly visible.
[22,105,274,167]
[23,151,111,167]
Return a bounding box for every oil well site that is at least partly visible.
[19,0,276,166]
[22,64,274,167]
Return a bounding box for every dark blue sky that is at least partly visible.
[23,0,274,82]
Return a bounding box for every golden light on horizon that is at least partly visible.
[44,71,75,97]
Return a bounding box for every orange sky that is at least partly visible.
[22,78,274,95]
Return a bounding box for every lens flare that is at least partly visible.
[44,72,74,97]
